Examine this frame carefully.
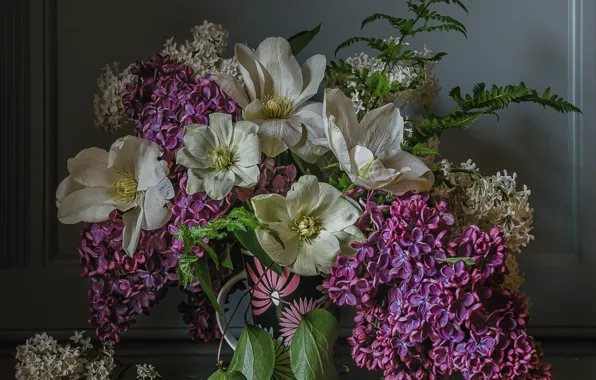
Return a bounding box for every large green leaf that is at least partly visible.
[234,229,282,275]
[287,24,321,55]
[290,309,339,380]
[228,325,276,380]
[208,369,247,380]
[272,337,295,380]
[195,257,224,315]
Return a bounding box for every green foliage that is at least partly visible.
[288,24,321,55]
[437,257,476,266]
[208,370,247,380]
[412,142,440,157]
[290,309,339,380]
[228,325,276,380]
[290,151,325,180]
[178,254,223,315]
[329,0,470,116]
[234,229,283,276]
[328,172,355,193]
[407,82,581,147]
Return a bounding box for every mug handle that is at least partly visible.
[216,270,248,351]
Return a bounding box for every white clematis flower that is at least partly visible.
[324,88,434,195]
[56,136,175,256]
[176,113,261,201]
[212,37,328,163]
[251,175,364,276]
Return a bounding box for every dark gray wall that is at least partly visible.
[2,0,595,342]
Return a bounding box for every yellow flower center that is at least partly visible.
[262,95,295,119]
[293,216,322,243]
[113,175,138,206]
[210,146,236,171]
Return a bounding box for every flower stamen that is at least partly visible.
[113,175,138,206]
[210,146,236,171]
[262,95,295,119]
[293,216,322,243]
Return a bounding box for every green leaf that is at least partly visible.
[290,309,339,380]
[412,142,440,156]
[288,24,321,55]
[290,151,324,180]
[195,257,224,315]
[234,229,282,275]
[195,239,220,270]
[229,325,276,380]
[272,337,295,380]
[222,245,234,270]
[437,257,476,266]
[208,370,247,380]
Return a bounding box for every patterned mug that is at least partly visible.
[216,254,333,350]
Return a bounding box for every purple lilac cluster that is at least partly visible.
[80,215,178,342]
[122,54,242,155]
[324,195,551,379]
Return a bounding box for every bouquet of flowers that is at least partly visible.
[55,1,579,379]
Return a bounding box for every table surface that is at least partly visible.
[1,340,594,379]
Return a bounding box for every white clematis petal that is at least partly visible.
[109,136,168,191]
[234,132,261,168]
[359,103,402,156]
[310,183,343,219]
[257,119,301,158]
[232,164,260,188]
[235,43,267,101]
[208,113,234,147]
[294,54,326,107]
[318,196,362,233]
[57,187,117,224]
[334,225,366,257]
[122,204,144,256]
[56,175,85,208]
[141,178,174,230]
[255,222,301,266]
[203,170,235,201]
[286,175,320,220]
[251,193,292,224]
[185,169,207,195]
[324,88,361,148]
[67,147,116,187]
[289,231,340,276]
[212,73,250,108]
[177,124,219,169]
[256,37,303,100]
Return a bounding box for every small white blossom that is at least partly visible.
[437,159,534,254]
[93,62,135,133]
[136,364,161,379]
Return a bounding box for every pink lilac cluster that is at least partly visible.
[234,157,298,202]
[324,195,551,379]
[122,54,242,155]
[80,214,178,342]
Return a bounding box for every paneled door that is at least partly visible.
[1,0,595,342]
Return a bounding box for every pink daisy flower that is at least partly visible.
[248,257,300,316]
[279,297,322,345]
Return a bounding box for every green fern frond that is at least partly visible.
[432,0,469,13]
[361,13,405,29]
[335,37,374,55]
[522,89,582,113]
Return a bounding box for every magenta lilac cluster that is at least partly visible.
[324,195,551,379]
[80,215,177,342]
[122,54,242,155]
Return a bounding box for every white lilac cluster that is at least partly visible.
[94,21,240,133]
[161,20,241,80]
[338,39,439,113]
[136,364,161,379]
[93,62,135,132]
[437,159,534,254]
[15,331,160,380]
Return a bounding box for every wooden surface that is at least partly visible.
[1,340,595,379]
